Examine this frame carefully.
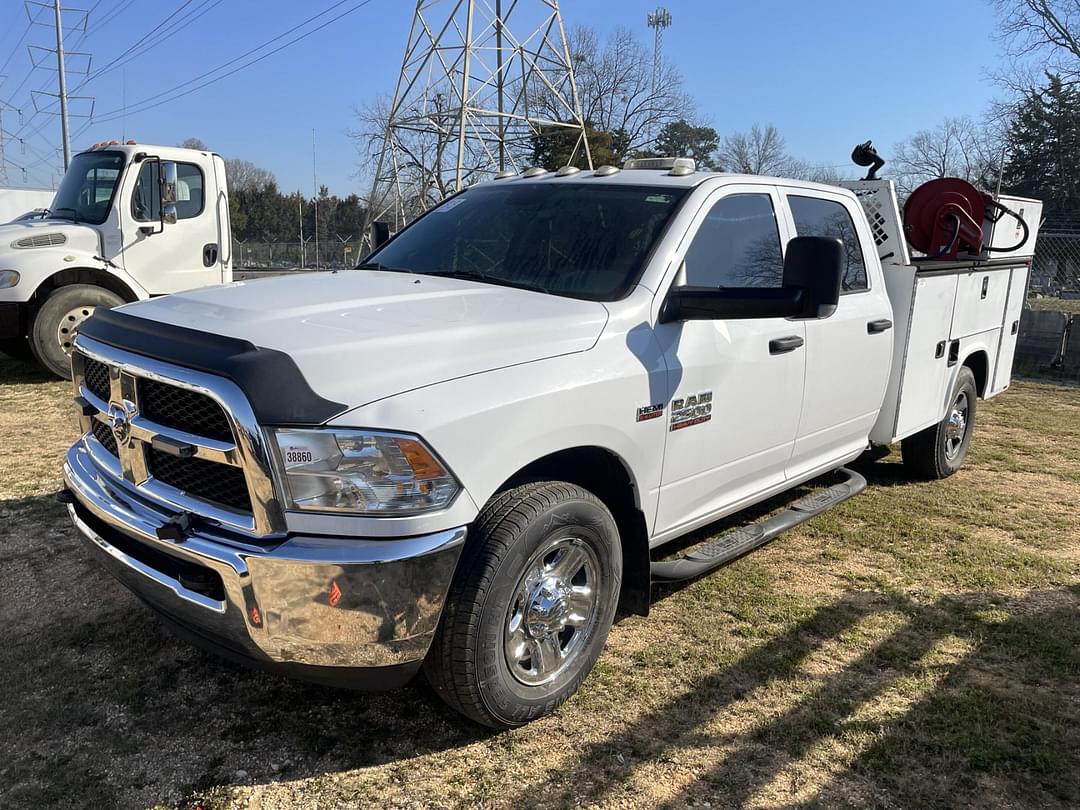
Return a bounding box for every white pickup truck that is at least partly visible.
[61,158,1038,728]
[0,142,232,377]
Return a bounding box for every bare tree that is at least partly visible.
[717,124,790,175]
[890,116,1003,195]
[224,159,276,192]
[993,0,1080,89]
[533,25,694,158]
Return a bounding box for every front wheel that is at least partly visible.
[901,366,977,479]
[30,284,124,379]
[424,481,622,728]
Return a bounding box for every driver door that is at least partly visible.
[119,157,224,294]
[653,185,806,538]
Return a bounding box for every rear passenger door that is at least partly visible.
[653,185,806,538]
[781,190,893,479]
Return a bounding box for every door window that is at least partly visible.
[683,193,784,288]
[787,195,868,292]
[132,161,205,222]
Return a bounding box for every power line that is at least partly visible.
[83,0,376,126]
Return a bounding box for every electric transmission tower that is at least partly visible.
[646,6,671,144]
[364,0,591,237]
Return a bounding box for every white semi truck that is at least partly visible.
[0,142,232,376]
[60,157,1039,728]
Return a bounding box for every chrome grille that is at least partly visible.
[71,338,285,536]
[147,448,252,512]
[90,419,118,456]
[83,357,111,401]
[139,377,233,441]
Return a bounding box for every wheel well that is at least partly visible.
[962,350,989,397]
[31,267,138,307]
[500,446,652,616]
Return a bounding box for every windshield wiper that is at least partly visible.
[49,206,80,223]
[432,270,550,295]
[356,261,415,274]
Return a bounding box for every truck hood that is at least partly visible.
[118,270,609,411]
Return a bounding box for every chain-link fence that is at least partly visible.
[232,240,360,271]
[1030,229,1080,298]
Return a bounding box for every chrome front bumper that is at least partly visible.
[63,443,466,689]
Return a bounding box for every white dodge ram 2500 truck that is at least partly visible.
[61,159,1037,728]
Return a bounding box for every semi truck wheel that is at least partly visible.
[425,481,622,728]
[901,366,977,479]
[30,284,124,379]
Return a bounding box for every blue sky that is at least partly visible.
[0,0,1006,195]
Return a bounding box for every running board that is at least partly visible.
[650,467,867,583]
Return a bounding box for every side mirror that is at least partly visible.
[160,162,178,225]
[782,236,843,319]
[659,236,844,323]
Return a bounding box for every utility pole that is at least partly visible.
[53,0,71,169]
[312,128,319,269]
[298,194,305,269]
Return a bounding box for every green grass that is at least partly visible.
[0,357,1077,809]
[1027,296,1080,314]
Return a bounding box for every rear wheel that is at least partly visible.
[424,481,622,728]
[901,366,977,479]
[29,284,123,379]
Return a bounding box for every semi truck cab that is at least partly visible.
[0,142,231,377]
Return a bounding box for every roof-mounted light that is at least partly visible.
[521,167,548,177]
[624,156,696,176]
[555,165,581,176]
[593,165,620,176]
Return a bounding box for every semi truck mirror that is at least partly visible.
[162,203,178,225]
[371,221,391,250]
[160,162,178,205]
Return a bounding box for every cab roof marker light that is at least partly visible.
[593,165,620,176]
[555,165,581,176]
[521,167,548,177]
[494,169,516,179]
[668,158,697,176]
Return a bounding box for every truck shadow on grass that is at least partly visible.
[0,495,496,809]
[515,585,1080,809]
[0,353,58,384]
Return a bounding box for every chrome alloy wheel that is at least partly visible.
[504,536,601,686]
[56,304,96,355]
[944,390,970,460]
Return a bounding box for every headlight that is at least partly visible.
[0,270,20,288]
[272,428,460,515]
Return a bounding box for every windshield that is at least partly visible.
[367,183,689,301]
[47,151,125,224]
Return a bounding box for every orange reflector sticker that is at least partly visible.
[249,605,262,626]
[328,580,342,607]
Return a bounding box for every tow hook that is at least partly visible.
[156,512,194,543]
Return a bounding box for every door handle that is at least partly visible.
[769,335,804,354]
[867,318,893,334]
[202,243,219,267]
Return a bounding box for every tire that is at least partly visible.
[0,337,34,361]
[29,284,124,379]
[424,481,623,728]
[901,366,977,479]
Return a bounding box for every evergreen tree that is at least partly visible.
[1003,75,1080,225]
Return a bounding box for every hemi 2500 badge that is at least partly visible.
[670,391,712,431]
[636,404,664,422]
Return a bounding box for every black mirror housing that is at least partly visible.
[659,235,845,323]
[370,221,391,251]
[782,235,844,319]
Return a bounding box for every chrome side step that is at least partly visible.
[650,467,867,583]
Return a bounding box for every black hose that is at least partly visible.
[983,203,1030,253]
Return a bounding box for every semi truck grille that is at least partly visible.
[147,449,253,513]
[90,418,118,456]
[139,378,234,442]
[83,357,111,402]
